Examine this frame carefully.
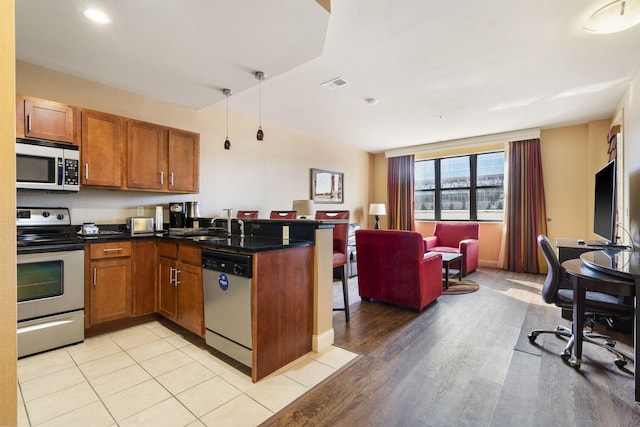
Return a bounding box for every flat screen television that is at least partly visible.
[593,159,617,244]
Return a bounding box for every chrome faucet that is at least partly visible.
[211,208,234,236]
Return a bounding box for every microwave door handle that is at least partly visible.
[58,157,64,185]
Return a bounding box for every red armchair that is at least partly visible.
[355,230,443,311]
[423,222,479,276]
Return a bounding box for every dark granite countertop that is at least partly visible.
[169,234,313,253]
[78,224,314,253]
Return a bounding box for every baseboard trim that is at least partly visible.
[313,329,335,353]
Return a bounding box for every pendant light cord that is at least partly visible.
[259,77,262,127]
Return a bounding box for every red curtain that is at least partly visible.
[387,155,415,230]
[505,139,547,273]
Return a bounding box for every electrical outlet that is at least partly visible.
[137,206,144,216]
[283,225,289,240]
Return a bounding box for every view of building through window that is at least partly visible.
[415,151,504,221]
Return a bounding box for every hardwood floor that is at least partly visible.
[264,268,640,427]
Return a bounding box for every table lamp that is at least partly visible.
[292,200,314,219]
[369,203,386,229]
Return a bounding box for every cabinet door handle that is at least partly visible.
[160,171,164,185]
[174,269,181,286]
[93,268,97,286]
[85,163,89,180]
[27,113,32,132]
[103,248,123,253]
[169,266,175,285]
[170,172,174,187]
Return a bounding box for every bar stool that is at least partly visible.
[316,210,350,322]
[237,210,258,219]
[270,211,297,219]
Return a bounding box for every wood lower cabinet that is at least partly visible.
[252,246,313,382]
[157,241,203,337]
[133,239,156,316]
[81,109,123,188]
[86,241,132,327]
[17,95,76,144]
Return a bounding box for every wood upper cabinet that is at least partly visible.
[17,95,76,144]
[168,129,199,193]
[81,109,123,188]
[126,120,167,191]
[15,95,199,193]
[126,121,199,193]
[86,241,133,327]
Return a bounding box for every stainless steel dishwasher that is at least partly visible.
[202,249,253,367]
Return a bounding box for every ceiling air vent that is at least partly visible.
[321,77,349,90]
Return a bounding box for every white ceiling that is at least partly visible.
[15,0,640,153]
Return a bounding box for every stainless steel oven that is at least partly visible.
[17,207,85,358]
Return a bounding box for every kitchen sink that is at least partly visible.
[191,236,229,243]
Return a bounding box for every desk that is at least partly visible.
[564,250,640,401]
[555,238,605,263]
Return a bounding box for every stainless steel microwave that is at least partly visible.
[16,138,80,192]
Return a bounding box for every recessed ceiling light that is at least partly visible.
[583,0,640,34]
[83,8,111,24]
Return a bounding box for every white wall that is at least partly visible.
[16,61,371,225]
[618,70,640,246]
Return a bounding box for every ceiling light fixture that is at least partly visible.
[583,0,640,34]
[255,71,265,141]
[222,88,231,150]
[83,8,111,24]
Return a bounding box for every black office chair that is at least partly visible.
[528,235,634,368]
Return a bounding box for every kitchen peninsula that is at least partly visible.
[84,218,335,383]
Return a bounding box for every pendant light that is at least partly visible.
[255,71,265,141]
[222,88,231,150]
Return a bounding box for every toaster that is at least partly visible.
[127,217,155,235]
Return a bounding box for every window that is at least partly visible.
[415,151,504,221]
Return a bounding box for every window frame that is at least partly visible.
[414,151,504,222]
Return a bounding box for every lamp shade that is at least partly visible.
[369,203,386,216]
[292,200,314,217]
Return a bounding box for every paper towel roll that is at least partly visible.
[155,206,163,231]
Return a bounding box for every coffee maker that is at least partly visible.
[185,201,201,228]
[169,202,186,228]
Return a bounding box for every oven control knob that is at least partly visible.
[42,211,50,218]
[233,264,245,276]
[57,214,65,220]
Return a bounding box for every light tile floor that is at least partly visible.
[17,321,358,427]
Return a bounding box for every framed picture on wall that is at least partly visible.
[311,168,343,203]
